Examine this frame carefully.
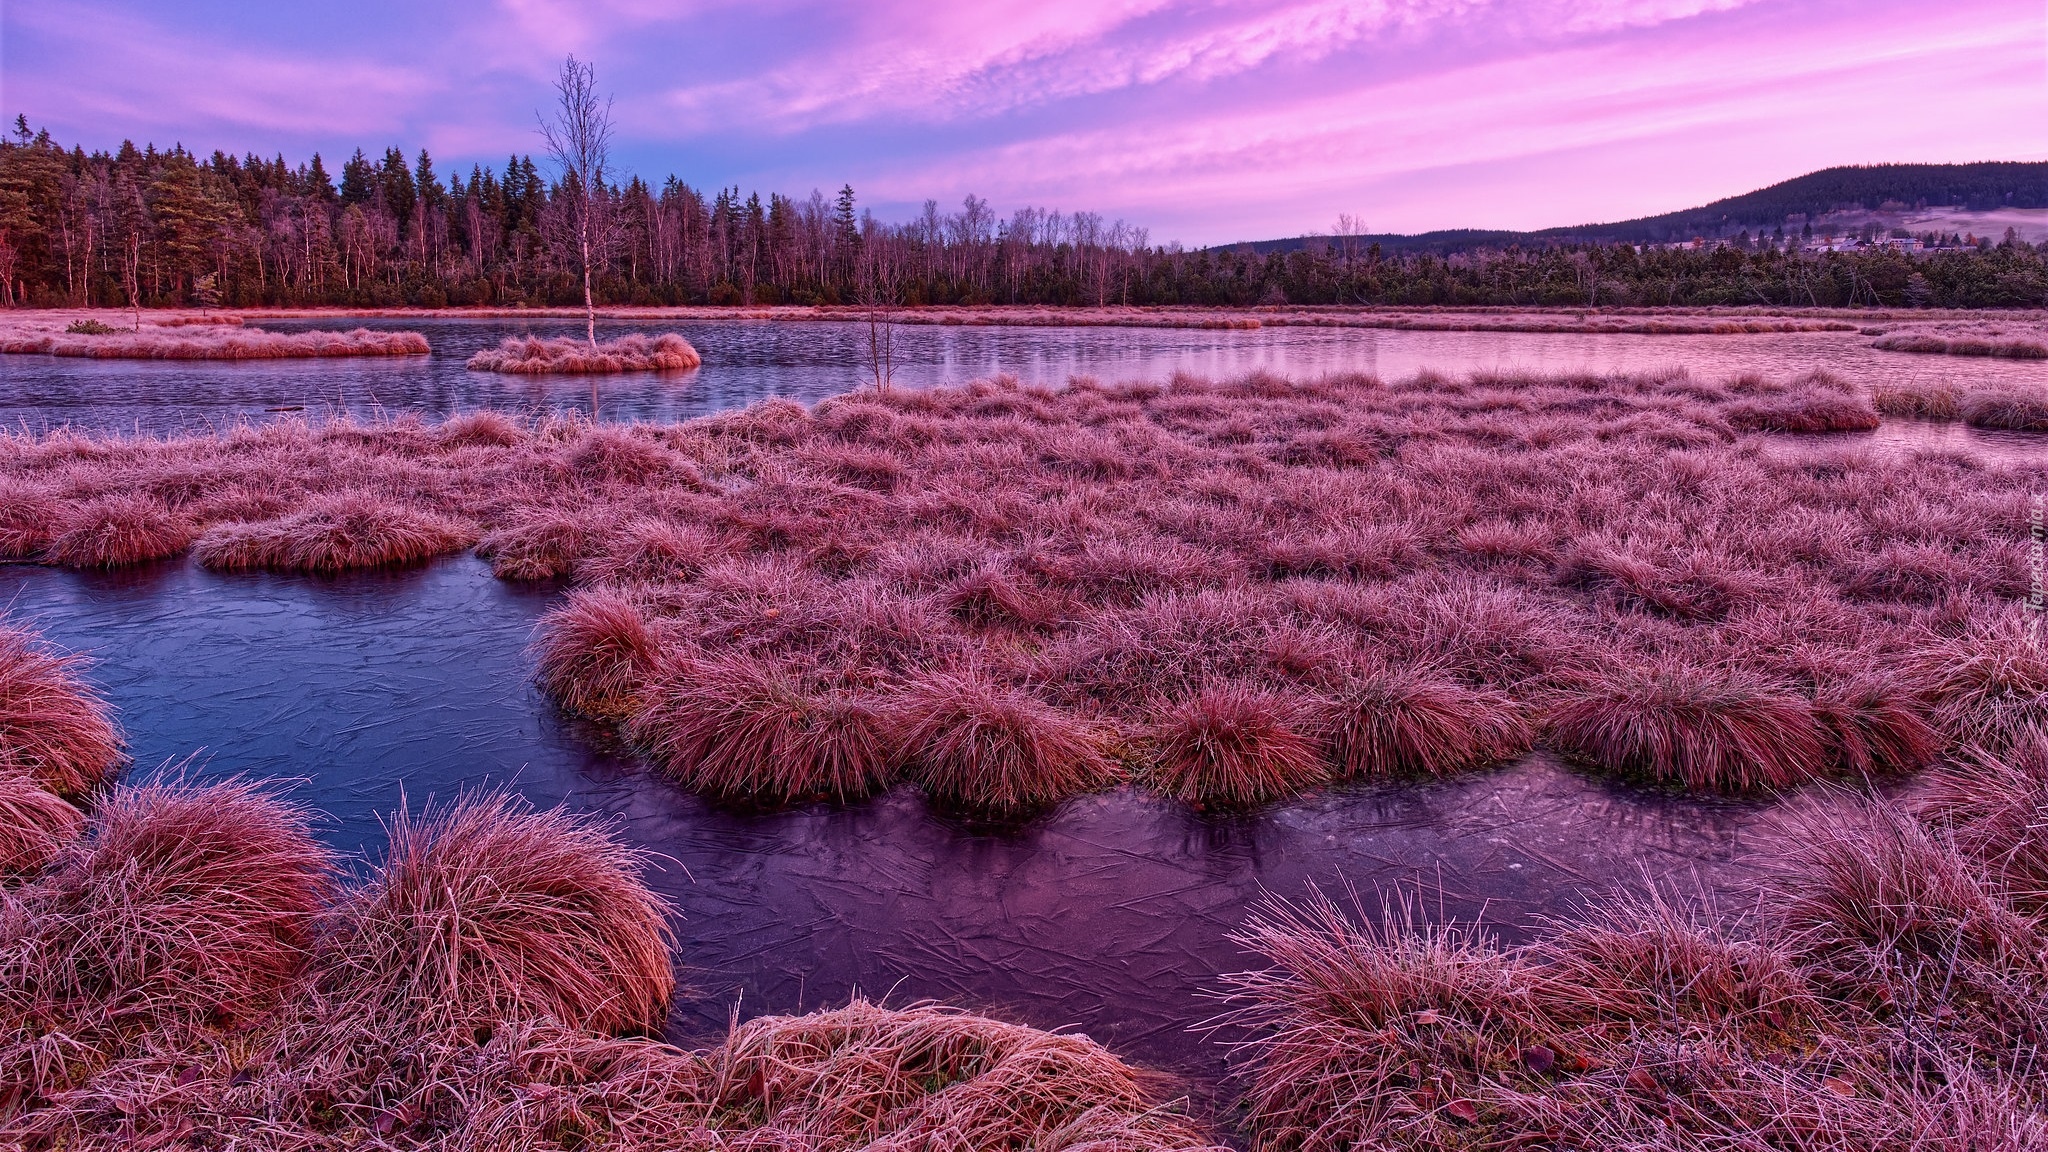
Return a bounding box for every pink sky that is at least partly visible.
[4,0,2042,244]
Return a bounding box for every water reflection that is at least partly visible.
[4,315,2043,434]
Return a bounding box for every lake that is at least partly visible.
[5,314,2043,434]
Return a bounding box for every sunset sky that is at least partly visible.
[4,0,2043,245]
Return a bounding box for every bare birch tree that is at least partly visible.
[539,55,613,348]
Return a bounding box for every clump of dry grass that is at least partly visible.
[192,491,475,573]
[1962,389,2048,432]
[43,492,194,567]
[1324,667,1532,779]
[0,325,429,359]
[1871,382,1963,420]
[467,333,700,374]
[0,621,125,797]
[532,587,663,720]
[1147,684,1330,806]
[1226,785,2048,1152]
[1545,659,1826,791]
[319,795,674,1039]
[706,999,1218,1151]
[893,669,1113,814]
[1874,332,2048,359]
[630,651,893,804]
[1908,610,2048,756]
[1917,737,2048,916]
[0,768,82,880]
[19,779,334,1022]
[0,480,60,560]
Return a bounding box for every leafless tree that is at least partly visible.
[859,269,895,392]
[539,55,614,348]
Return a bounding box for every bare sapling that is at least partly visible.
[860,273,895,392]
[539,55,614,353]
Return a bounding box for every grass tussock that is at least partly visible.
[629,651,894,804]
[0,325,429,359]
[1961,389,2048,432]
[1874,332,2048,359]
[1324,667,1533,779]
[193,491,475,573]
[533,587,663,720]
[0,621,124,797]
[466,333,701,374]
[0,768,82,880]
[1147,684,1330,806]
[0,776,1217,1150]
[4,367,2038,807]
[1872,382,1963,420]
[1225,777,2048,1151]
[44,492,193,567]
[894,669,1114,813]
[320,795,674,1038]
[1546,660,1826,791]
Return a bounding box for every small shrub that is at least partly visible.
[63,319,120,335]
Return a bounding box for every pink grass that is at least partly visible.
[1323,667,1533,778]
[27,778,334,1023]
[192,491,475,573]
[0,768,83,880]
[0,621,125,797]
[1873,333,2048,359]
[467,333,700,374]
[628,651,893,804]
[533,587,663,720]
[1147,683,1330,806]
[1,325,429,359]
[892,670,1112,814]
[321,794,674,1037]
[1545,660,1827,791]
[1960,389,2048,432]
[44,493,194,567]
[479,505,606,581]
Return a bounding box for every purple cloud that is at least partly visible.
[4,0,2040,244]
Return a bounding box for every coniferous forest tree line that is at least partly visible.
[1,118,2044,312]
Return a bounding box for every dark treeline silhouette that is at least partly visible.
[1248,162,2048,255]
[2,120,2044,311]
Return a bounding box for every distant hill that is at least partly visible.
[1232,162,2048,255]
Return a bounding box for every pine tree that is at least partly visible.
[339,150,373,206]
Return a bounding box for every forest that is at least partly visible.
[2,120,2045,312]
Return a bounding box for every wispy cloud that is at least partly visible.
[3,0,2040,243]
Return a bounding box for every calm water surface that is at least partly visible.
[4,316,2044,434]
[0,556,1758,1099]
